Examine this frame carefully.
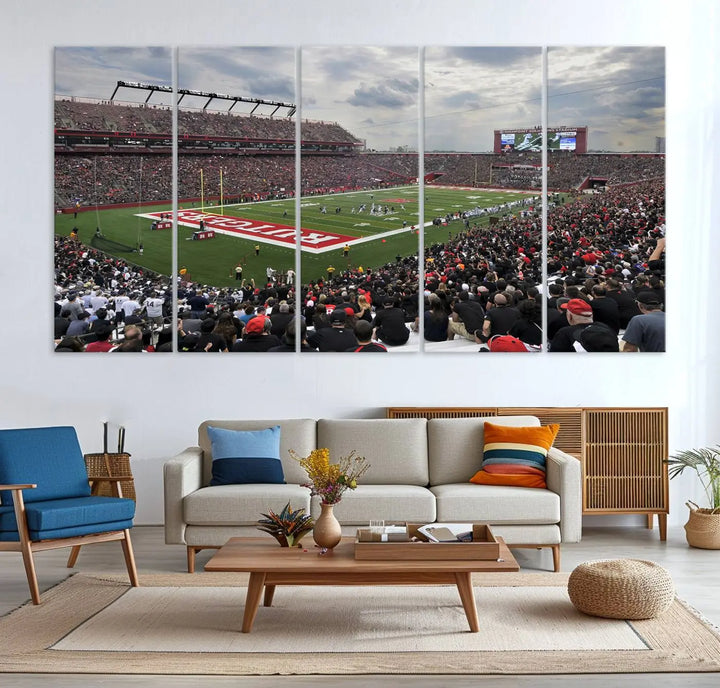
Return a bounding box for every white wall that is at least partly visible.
[1,0,718,526]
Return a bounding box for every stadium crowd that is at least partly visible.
[53,100,665,353]
[55,150,664,209]
[55,99,664,209]
[54,153,418,207]
[54,235,174,352]
[54,175,664,353]
[56,100,360,143]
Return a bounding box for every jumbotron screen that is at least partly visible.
[500,129,577,152]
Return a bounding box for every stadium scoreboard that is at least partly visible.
[494,126,587,154]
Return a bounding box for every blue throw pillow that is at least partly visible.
[207,426,285,486]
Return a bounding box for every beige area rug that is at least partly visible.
[52,585,648,653]
[2,572,720,675]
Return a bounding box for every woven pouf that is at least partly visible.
[568,559,675,619]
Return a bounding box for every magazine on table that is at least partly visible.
[417,523,474,542]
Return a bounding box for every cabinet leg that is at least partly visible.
[646,513,654,529]
[658,513,667,541]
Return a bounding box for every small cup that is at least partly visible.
[369,519,385,534]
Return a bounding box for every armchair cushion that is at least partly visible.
[0,427,91,504]
[0,495,135,541]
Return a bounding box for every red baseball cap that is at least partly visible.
[488,335,528,352]
[561,298,592,316]
[245,316,266,334]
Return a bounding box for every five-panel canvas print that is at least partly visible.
[53,47,665,353]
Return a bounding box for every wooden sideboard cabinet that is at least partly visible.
[386,407,669,540]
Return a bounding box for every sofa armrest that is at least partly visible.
[546,446,582,543]
[163,447,203,545]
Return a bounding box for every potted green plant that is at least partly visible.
[257,502,314,547]
[666,446,720,549]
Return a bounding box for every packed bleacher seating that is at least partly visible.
[55,99,360,143]
[424,151,663,190]
[55,100,664,208]
[54,175,664,353]
[53,235,174,352]
[55,149,663,208]
[54,99,665,352]
[54,153,416,207]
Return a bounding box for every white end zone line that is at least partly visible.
[134,185,536,255]
[135,211,359,255]
[134,210,433,255]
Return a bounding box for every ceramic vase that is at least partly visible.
[313,502,342,549]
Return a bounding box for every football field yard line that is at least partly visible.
[138,209,432,254]
[123,185,538,284]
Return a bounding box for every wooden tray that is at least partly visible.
[354,523,500,560]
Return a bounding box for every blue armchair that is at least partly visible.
[0,426,139,604]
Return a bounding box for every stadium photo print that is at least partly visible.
[53,45,665,354]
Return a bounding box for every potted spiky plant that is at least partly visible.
[666,446,720,549]
[257,502,314,547]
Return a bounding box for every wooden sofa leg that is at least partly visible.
[551,545,560,573]
[67,545,81,568]
[187,546,197,573]
[121,529,140,587]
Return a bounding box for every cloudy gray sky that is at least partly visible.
[178,47,295,114]
[55,47,173,105]
[425,46,542,152]
[55,45,665,152]
[426,45,664,152]
[548,46,665,152]
[301,46,419,151]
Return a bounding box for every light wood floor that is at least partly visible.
[1,525,718,688]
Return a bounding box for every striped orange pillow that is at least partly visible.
[470,423,560,489]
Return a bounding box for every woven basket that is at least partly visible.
[567,559,675,619]
[685,501,720,549]
[84,452,136,501]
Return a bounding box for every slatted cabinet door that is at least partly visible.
[582,408,668,528]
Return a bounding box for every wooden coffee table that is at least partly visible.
[204,536,519,633]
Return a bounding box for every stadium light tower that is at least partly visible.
[110,81,296,117]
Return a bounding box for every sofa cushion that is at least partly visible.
[427,416,540,486]
[198,420,316,486]
[184,484,312,526]
[430,483,560,524]
[318,485,436,524]
[487,524,561,546]
[317,419,428,485]
[470,422,559,489]
[207,425,284,486]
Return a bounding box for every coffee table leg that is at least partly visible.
[242,572,266,633]
[263,584,276,607]
[455,572,479,632]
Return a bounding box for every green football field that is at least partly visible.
[54,186,538,288]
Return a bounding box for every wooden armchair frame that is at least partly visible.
[0,476,139,605]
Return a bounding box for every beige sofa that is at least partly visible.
[164,416,582,572]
